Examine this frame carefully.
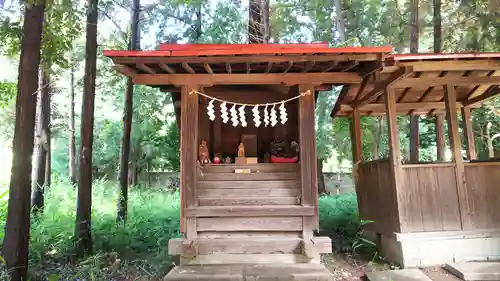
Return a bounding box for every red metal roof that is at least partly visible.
[103,43,393,57]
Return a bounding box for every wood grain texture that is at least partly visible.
[463,165,500,229]
[197,231,302,238]
[198,197,300,206]
[350,110,363,162]
[198,180,300,189]
[461,107,477,160]
[197,217,303,231]
[198,188,300,198]
[184,205,314,217]
[180,254,317,265]
[399,166,461,232]
[444,84,467,230]
[201,163,300,173]
[199,172,299,181]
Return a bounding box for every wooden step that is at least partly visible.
[199,180,300,189]
[201,163,300,173]
[184,205,314,217]
[198,187,300,198]
[181,254,319,265]
[199,172,299,181]
[197,217,303,231]
[169,237,332,255]
[199,196,301,206]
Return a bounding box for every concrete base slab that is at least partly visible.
[445,262,500,280]
[365,269,432,281]
[164,264,335,281]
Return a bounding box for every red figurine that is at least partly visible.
[213,153,221,164]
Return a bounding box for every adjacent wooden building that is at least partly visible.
[105,44,500,270]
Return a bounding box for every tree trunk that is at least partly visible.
[433,0,441,53]
[409,0,419,163]
[2,1,45,280]
[117,0,140,224]
[32,68,50,213]
[333,0,346,42]
[317,159,327,195]
[374,117,383,159]
[487,122,494,159]
[75,0,98,258]
[69,63,77,185]
[248,0,269,43]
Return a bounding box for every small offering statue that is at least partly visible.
[198,140,210,164]
[224,156,232,164]
[238,142,245,157]
[213,153,221,164]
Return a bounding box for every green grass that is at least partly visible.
[0,181,369,280]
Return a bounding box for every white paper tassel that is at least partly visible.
[279,101,287,124]
[207,99,216,121]
[230,104,239,127]
[264,104,269,127]
[220,101,229,124]
[239,105,247,127]
[252,105,261,127]
[270,104,277,127]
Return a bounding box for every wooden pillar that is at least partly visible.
[384,87,402,233]
[409,116,420,163]
[350,110,362,163]
[444,85,467,229]
[298,85,318,236]
[436,114,446,161]
[461,107,477,160]
[180,85,199,239]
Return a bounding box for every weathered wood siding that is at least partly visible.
[356,159,400,235]
[399,164,461,233]
[462,163,500,229]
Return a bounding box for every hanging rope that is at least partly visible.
[188,89,312,107]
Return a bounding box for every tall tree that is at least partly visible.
[409,0,420,163]
[75,0,98,257]
[117,0,140,224]
[333,0,345,42]
[248,0,270,43]
[69,61,77,184]
[2,0,46,279]
[433,0,445,161]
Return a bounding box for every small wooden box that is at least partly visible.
[246,157,258,164]
[235,157,247,165]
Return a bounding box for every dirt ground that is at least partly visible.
[323,253,462,281]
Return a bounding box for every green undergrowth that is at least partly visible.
[0,181,376,280]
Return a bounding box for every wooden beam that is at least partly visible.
[435,114,446,161]
[158,63,176,74]
[461,107,477,160]
[353,76,370,103]
[465,71,498,100]
[339,61,359,72]
[203,63,213,74]
[246,62,251,73]
[298,85,318,231]
[463,86,500,106]
[397,59,500,71]
[443,84,467,229]
[136,63,155,74]
[348,102,470,112]
[392,76,500,88]
[360,61,383,77]
[354,67,413,108]
[350,110,362,163]
[303,61,316,72]
[132,73,362,86]
[226,63,232,74]
[323,61,339,72]
[180,85,200,239]
[182,62,195,74]
[114,64,137,77]
[265,62,273,73]
[184,206,315,217]
[113,53,383,65]
[330,85,351,118]
[284,61,294,73]
[409,115,420,163]
[384,87,403,233]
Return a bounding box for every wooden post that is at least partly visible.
[461,107,477,160]
[409,116,420,163]
[350,110,362,163]
[180,85,199,240]
[444,84,467,229]
[436,114,446,161]
[298,85,318,236]
[384,87,402,233]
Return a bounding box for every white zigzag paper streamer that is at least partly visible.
[270,104,278,127]
[239,105,247,127]
[252,105,261,127]
[279,101,287,124]
[207,99,216,121]
[220,102,229,123]
[230,104,238,127]
[264,104,269,127]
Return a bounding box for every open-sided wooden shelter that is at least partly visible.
[105,44,500,273]
[331,52,500,267]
